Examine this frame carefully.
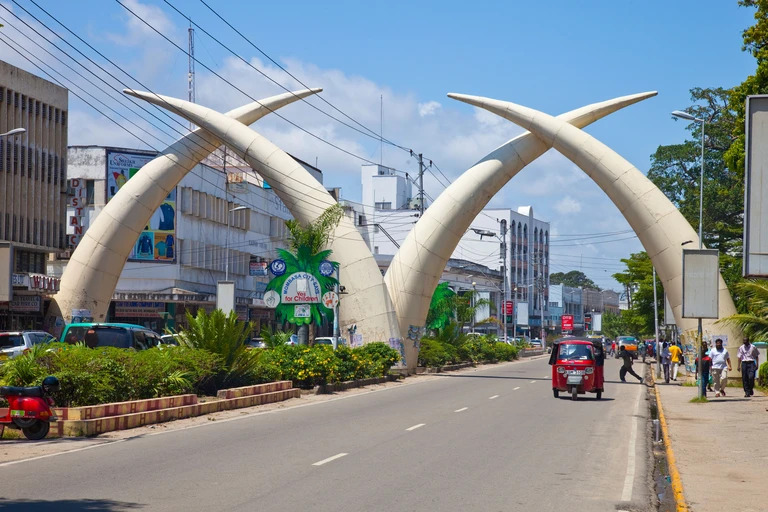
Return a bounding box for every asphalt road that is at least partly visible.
[0,356,651,512]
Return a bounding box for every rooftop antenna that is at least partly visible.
[380,94,383,166]
[187,22,196,131]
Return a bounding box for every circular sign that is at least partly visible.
[263,290,281,308]
[322,291,339,309]
[269,259,286,276]
[319,260,335,277]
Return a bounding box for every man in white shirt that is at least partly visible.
[709,338,732,397]
[737,338,760,398]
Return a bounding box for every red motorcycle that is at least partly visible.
[0,376,59,440]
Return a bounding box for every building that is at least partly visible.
[53,145,322,334]
[0,61,68,330]
[348,163,551,338]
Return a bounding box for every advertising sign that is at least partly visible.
[516,301,529,326]
[294,304,311,318]
[592,313,602,332]
[114,301,165,318]
[280,272,322,304]
[744,95,768,277]
[504,301,513,315]
[561,314,574,331]
[682,249,720,319]
[249,260,268,276]
[67,178,88,248]
[10,295,41,312]
[664,294,676,326]
[106,150,176,263]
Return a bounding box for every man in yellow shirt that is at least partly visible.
[669,342,683,381]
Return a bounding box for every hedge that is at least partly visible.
[417,336,518,367]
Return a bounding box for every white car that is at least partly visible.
[0,331,57,362]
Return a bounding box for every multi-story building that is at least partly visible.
[348,163,550,338]
[53,145,321,334]
[0,61,68,330]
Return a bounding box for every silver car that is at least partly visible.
[0,331,57,362]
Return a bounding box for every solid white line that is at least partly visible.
[513,387,520,391]
[620,384,643,502]
[0,439,126,468]
[406,423,425,431]
[454,407,468,413]
[312,452,348,466]
[489,395,499,400]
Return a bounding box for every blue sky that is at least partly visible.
[0,0,758,290]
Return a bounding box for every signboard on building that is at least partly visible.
[114,301,165,318]
[280,272,322,304]
[561,314,574,331]
[744,95,768,277]
[249,259,268,276]
[106,150,176,263]
[27,274,60,293]
[504,301,513,315]
[67,178,88,248]
[10,295,41,312]
[516,301,529,326]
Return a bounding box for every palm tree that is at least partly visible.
[266,204,343,344]
[718,279,768,339]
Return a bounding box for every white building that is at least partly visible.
[347,164,551,337]
[54,145,322,333]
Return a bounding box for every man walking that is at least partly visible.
[709,338,732,397]
[737,338,760,398]
[660,341,671,384]
[669,341,683,381]
[619,345,643,383]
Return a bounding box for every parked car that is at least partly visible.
[160,333,182,346]
[60,323,162,350]
[529,339,543,349]
[314,336,345,347]
[0,331,57,362]
[246,337,266,349]
[286,334,299,346]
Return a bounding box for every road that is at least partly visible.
[0,356,651,511]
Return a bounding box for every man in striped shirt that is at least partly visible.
[737,338,760,398]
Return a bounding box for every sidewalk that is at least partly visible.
[655,372,768,512]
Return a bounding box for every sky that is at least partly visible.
[0,0,758,291]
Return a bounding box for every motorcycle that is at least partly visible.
[0,376,59,440]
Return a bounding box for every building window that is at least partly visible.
[375,202,392,210]
[86,180,95,205]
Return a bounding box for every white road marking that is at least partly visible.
[454,407,468,413]
[312,453,348,466]
[513,387,520,391]
[489,395,499,400]
[620,383,643,502]
[529,380,537,384]
[406,423,425,431]
[0,439,126,468]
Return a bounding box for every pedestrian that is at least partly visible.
[669,341,683,381]
[610,340,616,357]
[709,338,732,397]
[619,345,643,383]
[737,337,760,398]
[638,340,647,363]
[695,344,712,398]
[660,341,671,384]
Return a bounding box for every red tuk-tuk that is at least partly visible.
[549,337,605,400]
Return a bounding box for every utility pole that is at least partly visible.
[653,266,660,379]
[418,153,424,216]
[500,219,508,342]
[187,23,195,131]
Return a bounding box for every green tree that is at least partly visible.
[612,252,663,336]
[549,270,599,290]
[718,279,768,339]
[426,282,456,331]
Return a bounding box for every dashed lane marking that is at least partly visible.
[312,453,348,466]
[406,424,425,431]
[530,380,537,384]
[513,387,520,390]
[489,395,499,400]
[454,407,468,413]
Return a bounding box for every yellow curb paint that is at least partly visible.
[654,385,688,512]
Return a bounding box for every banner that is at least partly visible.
[561,314,574,331]
[106,150,176,263]
[10,295,41,312]
[114,301,165,318]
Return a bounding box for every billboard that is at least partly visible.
[744,95,768,277]
[106,150,176,263]
[592,313,602,332]
[682,249,720,319]
[561,314,574,331]
[516,301,529,326]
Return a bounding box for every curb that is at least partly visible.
[654,384,688,511]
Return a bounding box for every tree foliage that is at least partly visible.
[718,279,768,339]
[611,252,663,336]
[549,270,599,290]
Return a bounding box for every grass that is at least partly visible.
[689,396,709,403]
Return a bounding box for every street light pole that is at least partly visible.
[672,109,706,398]
[226,206,248,281]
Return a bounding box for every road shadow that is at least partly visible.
[435,374,546,381]
[554,396,616,402]
[0,499,144,511]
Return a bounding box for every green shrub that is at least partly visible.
[493,342,519,362]
[418,338,450,367]
[759,361,768,387]
[357,342,401,375]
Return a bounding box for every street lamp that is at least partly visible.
[671,110,705,249]
[0,128,25,137]
[225,206,248,281]
[470,281,476,332]
[672,109,706,398]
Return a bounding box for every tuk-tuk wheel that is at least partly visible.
[571,387,578,401]
[596,390,602,400]
[553,389,559,398]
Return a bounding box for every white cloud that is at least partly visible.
[554,196,582,214]
[418,101,441,117]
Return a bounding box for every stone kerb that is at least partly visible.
[53,394,198,421]
[216,380,294,400]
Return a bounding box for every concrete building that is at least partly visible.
[0,61,68,330]
[52,145,321,333]
[348,163,550,338]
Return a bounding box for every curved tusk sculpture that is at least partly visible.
[50,89,323,324]
[385,92,656,365]
[124,90,403,351]
[449,93,739,343]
